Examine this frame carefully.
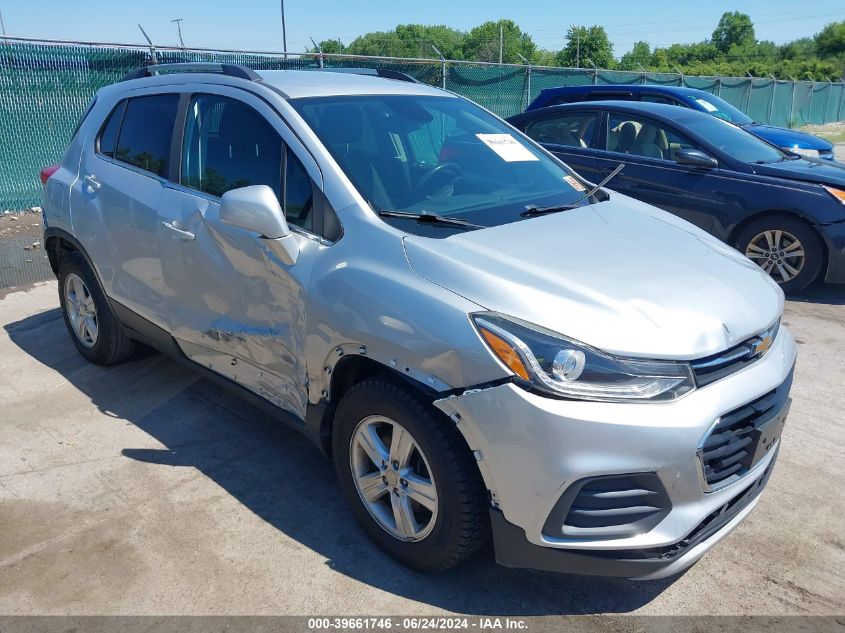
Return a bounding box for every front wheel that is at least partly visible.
[332,378,490,572]
[736,215,824,293]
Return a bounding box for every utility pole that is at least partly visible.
[0,8,7,42]
[498,23,503,65]
[280,0,288,58]
[171,18,185,49]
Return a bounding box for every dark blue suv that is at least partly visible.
[527,85,836,161]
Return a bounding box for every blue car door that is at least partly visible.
[592,111,723,232]
[519,110,600,182]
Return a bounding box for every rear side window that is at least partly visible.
[181,94,283,198]
[524,112,599,148]
[114,94,179,177]
[98,100,127,157]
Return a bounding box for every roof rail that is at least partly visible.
[315,67,419,84]
[121,62,261,82]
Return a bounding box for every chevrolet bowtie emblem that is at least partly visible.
[751,334,773,356]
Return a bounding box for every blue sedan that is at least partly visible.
[526,85,836,161]
[507,101,845,292]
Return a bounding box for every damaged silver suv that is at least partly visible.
[43,63,796,579]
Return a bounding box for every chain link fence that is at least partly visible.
[2,36,845,212]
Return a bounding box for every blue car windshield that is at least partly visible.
[685,115,787,164]
[682,92,754,126]
[290,95,593,224]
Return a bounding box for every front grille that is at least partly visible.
[543,473,670,540]
[699,369,793,488]
[691,319,780,387]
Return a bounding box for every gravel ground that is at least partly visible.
[0,210,52,290]
[0,280,843,619]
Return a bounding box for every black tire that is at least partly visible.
[332,377,490,572]
[58,252,135,365]
[735,215,824,293]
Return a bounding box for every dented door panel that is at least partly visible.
[158,187,317,420]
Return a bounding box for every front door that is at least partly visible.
[74,93,180,328]
[520,110,600,182]
[593,112,723,232]
[157,87,323,419]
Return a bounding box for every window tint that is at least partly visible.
[115,95,178,177]
[607,113,698,161]
[284,147,314,231]
[182,95,282,198]
[524,112,598,149]
[98,100,126,157]
[682,115,785,163]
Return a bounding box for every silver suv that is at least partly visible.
[42,63,796,579]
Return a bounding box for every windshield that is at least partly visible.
[682,92,753,126]
[290,95,594,230]
[685,115,787,164]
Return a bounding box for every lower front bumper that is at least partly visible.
[491,452,775,579]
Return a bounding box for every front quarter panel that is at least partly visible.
[304,209,511,404]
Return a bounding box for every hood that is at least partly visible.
[403,195,783,360]
[751,157,845,188]
[745,123,833,151]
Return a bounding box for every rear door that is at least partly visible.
[518,110,601,182]
[74,92,179,328]
[156,86,324,419]
[592,110,723,231]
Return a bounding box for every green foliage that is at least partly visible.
[462,20,536,63]
[711,11,756,53]
[557,26,614,68]
[326,14,845,80]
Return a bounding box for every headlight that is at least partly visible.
[785,146,819,159]
[472,313,695,402]
[823,185,845,205]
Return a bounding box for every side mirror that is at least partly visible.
[219,185,299,265]
[675,148,719,169]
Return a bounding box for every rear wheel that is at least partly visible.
[58,252,135,365]
[332,378,490,572]
[736,215,824,293]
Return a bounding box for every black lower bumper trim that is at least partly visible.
[491,452,776,577]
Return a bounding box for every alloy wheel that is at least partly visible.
[64,273,98,348]
[349,415,438,542]
[745,229,805,284]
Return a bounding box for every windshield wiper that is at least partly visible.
[377,210,485,230]
[521,163,625,218]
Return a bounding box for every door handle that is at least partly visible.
[83,174,101,191]
[161,220,196,241]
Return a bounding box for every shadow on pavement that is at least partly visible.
[5,308,678,615]
[787,282,845,305]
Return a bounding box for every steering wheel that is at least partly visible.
[413,162,463,197]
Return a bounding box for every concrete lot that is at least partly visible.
[0,281,843,616]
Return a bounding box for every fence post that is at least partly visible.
[431,44,446,90]
[716,76,722,97]
[824,81,833,124]
[766,75,776,125]
[517,53,531,110]
[789,80,797,128]
[807,82,814,125]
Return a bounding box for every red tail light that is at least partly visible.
[40,164,60,187]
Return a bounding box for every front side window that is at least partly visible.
[114,94,178,177]
[524,112,598,149]
[682,115,787,164]
[607,113,699,161]
[181,95,283,198]
[290,95,594,231]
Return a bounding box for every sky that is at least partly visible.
[1,0,843,59]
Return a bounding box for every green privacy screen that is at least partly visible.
[1,40,843,210]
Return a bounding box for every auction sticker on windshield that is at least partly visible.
[476,133,539,162]
[563,175,586,191]
[695,98,719,113]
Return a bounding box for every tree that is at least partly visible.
[556,25,614,68]
[815,21,845,58]
[345,24,464,59]
[711,11,755,53]
[315,39,345,54]
[462,20,536,63]
[618,41,651,71]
